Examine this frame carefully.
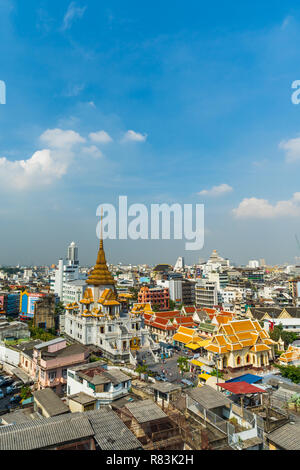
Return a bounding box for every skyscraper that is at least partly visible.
[67,241,79,266]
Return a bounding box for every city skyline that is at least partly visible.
[2,1,300,265]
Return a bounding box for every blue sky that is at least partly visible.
[1,0,300,266]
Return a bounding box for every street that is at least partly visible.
[149,351,197,385]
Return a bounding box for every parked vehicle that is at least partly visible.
[9,394,21,404]
[160,376,168,382]
[0,390,4,399]
[12,380,22,388]
[5,386,15,395]
[2,379,13,387]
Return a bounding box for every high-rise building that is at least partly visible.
[174,256,185,271]
[195,280,218,308]
[50,242,86,303]
[67,242,79,266]
[248,260,259,268]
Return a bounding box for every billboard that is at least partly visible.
[19,291,45,319]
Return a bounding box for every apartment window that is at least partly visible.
[62,369,68,379]
[49,371,57,382]
[40,369,45,379]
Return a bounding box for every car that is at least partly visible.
[9,394,21,404]
[2,379,13,387]
[12,381,22,388]
[5,386,15,395]
[154,376,162,381]
[0,390,4,399]
[160,376,168,382]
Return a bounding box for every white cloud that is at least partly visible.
[89,130,112,144]
[279,137,300,163]
[232,193,300,219]
[0,149,69,190]
[62,2,87,31]
[198,183,233,197]
[40,128,85,148]
[0,128,86,191]
[122,130,147,143]
[82,145,103,159]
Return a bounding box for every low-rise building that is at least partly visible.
[204,319,276,372]
[0,320,30,342]
[138,286,170,310]
[0,409,142,450]
[19,337,89,395]
[33,387,69,418]
[33,294,56,330]
[67,362,132,406]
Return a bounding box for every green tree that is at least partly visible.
[177,356,189,375]
[20,385,32,400]
[55,301,65,316]
[29,324,56,342]
[210,369,224,380]
[128,287,139,301]
[152,304,161,312]
[270,324,298,348]
[89,354,102,363]
[274,364,300,384]
[135,365,148,375]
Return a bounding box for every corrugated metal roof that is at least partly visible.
[226,374,263,384]
[34,337,65,350]
[187,384,231,409]
[33,388,69,417]
[0,414,94,450]
[267,422,300,450]
[125,399,167,423]
[218,381,266,395]
[84,409,142,450]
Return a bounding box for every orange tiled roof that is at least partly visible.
[250,344,271,352]
[204,318,275,355]
[279,345,300,363]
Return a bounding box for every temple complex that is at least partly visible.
[203,318,276,372]
[64,226,157,364]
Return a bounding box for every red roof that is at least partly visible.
[153,310,180,318]
[218,382,266,395]
[184,307,196,313]
[203,308,217,314]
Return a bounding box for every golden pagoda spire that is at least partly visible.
[86,209,115,286]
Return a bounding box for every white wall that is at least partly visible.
[0,344,20,366]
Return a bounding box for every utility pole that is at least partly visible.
[215,353,220,391]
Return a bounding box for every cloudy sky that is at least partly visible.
[1,0,300,266]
